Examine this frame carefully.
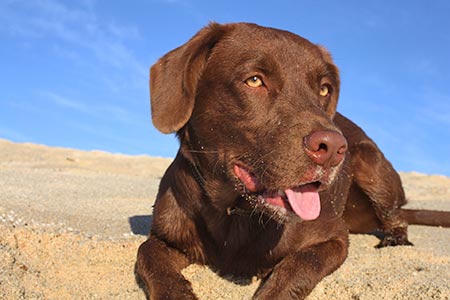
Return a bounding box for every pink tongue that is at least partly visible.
[284,185,321,220]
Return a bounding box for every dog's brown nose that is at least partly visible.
[304,130,347,167]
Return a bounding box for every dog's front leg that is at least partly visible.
[253,236,348,300]
[350,141,412,247]
[137,235,197,300]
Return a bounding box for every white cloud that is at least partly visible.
[0,127,30,142]
[417,89,450,126]
[42,91,145,127]
[107,21,142,40]
[44,92,91,114]
[64,120,138,146]
[0,0,147,85]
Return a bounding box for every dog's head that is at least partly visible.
[150,22,347,223]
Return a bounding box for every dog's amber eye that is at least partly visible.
[245,76,264,88]
[320,84,330,97]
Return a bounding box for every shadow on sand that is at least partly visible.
[129,215,153,236]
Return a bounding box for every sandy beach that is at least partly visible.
[1,138,449,300]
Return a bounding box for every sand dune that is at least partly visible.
[1,139,449,299]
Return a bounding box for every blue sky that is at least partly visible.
[1,0,450,176]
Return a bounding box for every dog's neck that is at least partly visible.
[187,158,207,191]
[178,128,256,217]
[186,156,250,216]
[178,146,252,218]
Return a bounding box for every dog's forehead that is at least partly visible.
[229,23,309,44]
[213,23,325,70]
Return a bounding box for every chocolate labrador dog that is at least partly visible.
[137,22,450,300]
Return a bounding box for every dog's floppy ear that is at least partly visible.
[317,45,340,118]
[150,22,228,134]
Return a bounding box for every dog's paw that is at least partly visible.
[149,286,198,300]
[376,235,413,248]
[144,276,198,300]
[375,227,413,248]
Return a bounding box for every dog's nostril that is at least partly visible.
[304,130,347,167]
[337,143,348,155]
[318,143,328,152]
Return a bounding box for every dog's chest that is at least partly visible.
[202,216,287,275]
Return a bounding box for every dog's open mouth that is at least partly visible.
[233,165,321,221]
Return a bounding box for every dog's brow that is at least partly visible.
[234,53,280,78]
[322,64,339,82]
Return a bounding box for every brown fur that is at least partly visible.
[137,22,450,300]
